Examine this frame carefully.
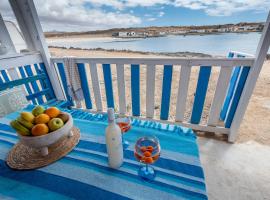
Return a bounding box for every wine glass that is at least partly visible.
[115,116,131,149]
[134,136,161,180]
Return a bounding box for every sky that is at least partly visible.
[0,0,269,32]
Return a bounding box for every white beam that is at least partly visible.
[0,14,16,55]
[229,11,270,142]
[9,0,66,100]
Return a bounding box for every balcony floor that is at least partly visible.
[199,137,270,200]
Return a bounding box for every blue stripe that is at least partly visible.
[160,65,173,120]
[0,75,3,84]
[220,52,237,120]
[102,64,114,108]
[73,149,206,189]
[18,66,36,105]
[34,63,52,101]
[63,157,207,199]
[0,160,130,200]
[191,66,211,124]
[131,64,140,116]
[24,65,44,104]
[77,63,92,109]
[225,66,250,128]
[77,140,204,178]
[57,63,73,106]
[39,63,56,100]
[1,70,10,82]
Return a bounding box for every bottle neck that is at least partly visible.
[107,108,115,123]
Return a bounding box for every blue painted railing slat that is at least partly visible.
[24,65,44,104]
[191,66,212,124]
[39,63,56,100]
[77,63,92,109]
[225,66,250,128]
[18,66,37,105]
[1,70,10,82]
[220,52,240,120]
[34,64,51,101]
[160,65,173,120]
[102,64,114,108]
[0,74,3,84]
[131,64,140,116]
[57,63,73,106]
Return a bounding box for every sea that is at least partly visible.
[47,32,270,56]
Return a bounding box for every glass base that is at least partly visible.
[138,165,156,180]
[122,139,129,149]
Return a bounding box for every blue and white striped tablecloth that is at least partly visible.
[0,106,207,200]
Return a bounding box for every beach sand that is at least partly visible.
[49,47,270,199]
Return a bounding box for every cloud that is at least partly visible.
[0,0,269,31]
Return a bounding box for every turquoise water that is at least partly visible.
[48,32,269,56]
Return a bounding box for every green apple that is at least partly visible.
[57,113,69,123]
[48,118,64,131]
[32,105,45,116]
[21,112,35,123]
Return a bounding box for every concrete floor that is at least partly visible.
[198,137,270,200]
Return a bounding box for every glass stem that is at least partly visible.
[146,164,149,172]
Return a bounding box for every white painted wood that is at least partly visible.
[116,64,126,115]
[229,11,270,142]
[51,57,255,67]
[208,66,233,126]
[73,107,230,134]
[175,65,191,122]
[0,14,16,54]
[89,62,103,111]
[9,0,66,100]
[0,52,42,69]
[146,64,156,118]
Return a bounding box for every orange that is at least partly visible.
[34,114,50,124]
[140,146,147,152]
[45,107,60,118]
[143,157,153,164]
[31,124,49,136]
[143,151,152,157]
[146,146,154,153]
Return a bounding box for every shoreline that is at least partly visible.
[49,46,212,58]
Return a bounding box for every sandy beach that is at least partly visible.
[50,47,270,145]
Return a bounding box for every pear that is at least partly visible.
[32,105,45,117]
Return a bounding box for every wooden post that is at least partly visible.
[229,11,270,142]
[9,0,66,100]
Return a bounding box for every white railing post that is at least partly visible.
[9,0,66,100]
[229,11,270,142]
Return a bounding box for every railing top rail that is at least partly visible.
[0,52,43,70]
[51,57,255,67]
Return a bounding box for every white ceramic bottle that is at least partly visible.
[105,108,123,169]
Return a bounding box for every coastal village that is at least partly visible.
[112,22,264,38]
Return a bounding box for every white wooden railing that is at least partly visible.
[51,56,255,140]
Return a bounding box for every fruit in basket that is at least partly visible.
[48,118,64,131]
[17,117,34,129]
[34,113,50,124]
[45,107,60,118]
[57,113,69,123]
[32,105,45,116]
[10,120,31,136]
[21,112,35,123]
[31,124,49,136]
